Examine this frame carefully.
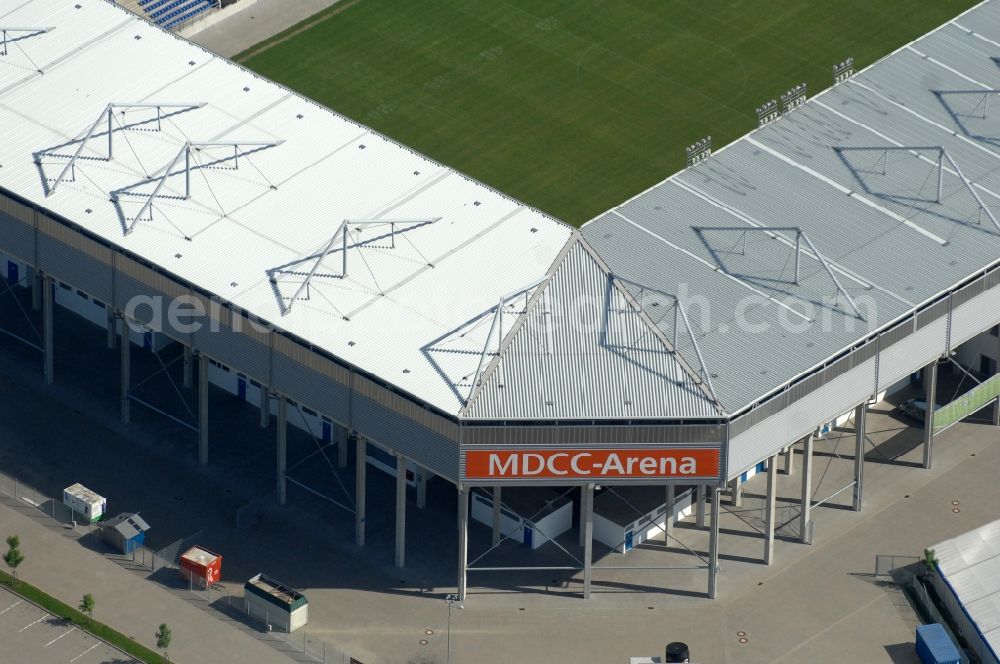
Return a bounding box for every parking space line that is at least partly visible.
[0,599,21,615]
[19,615,45,632]
[69,643,99,662]
[45,626,76,647]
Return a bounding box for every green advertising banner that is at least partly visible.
[934,373,1000,431]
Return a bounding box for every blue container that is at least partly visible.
[915,624,961,664]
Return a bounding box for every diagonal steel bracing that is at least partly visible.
[46,103,205,195]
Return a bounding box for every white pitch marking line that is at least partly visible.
[69,642,99,662]
[19,615,45,632]
[45,626,76,647]
[0,599,22,615]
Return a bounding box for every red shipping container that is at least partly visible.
[179,546,222,588]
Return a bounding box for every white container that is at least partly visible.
[62,483,106,523]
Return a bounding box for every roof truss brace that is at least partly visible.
[1,25,53,56]
[610,275,720,405]
[281,218,440,315]
[834,145,1000,234]
[694,226,866,320]
[126,139,283,229]
[47,102,206,195]
[934,89,1000,120]
[467,278,545,400]
[0,26,53,58]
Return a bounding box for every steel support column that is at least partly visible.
[783,443,795,475]
[579,485,588,546]
[491,486,502,546]
[708,487,720,599]
[337,426,348,468]
[924,361,938,470]
[994,332,999,426]
[696,484,706,528]
[799,434,813,544]
[182,345,193,390]
[583,482,594,599]
[259,386,269,427]
[198,353,208,465]
[355,436,366,546]
[120,315,130,424]
[106,310,116,349]
[665,484,675,538]
[276,395,287,505]
[853,403,866,512]
[416,467,427,509]
[31,268,41,311]
[42,275,53,385]
[457,485,468,601]
[729,477,743,507]
[395,454,406,568]
[764,455,777,565]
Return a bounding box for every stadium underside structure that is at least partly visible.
[1,0,1000,601]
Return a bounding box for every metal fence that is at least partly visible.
[875,554,920,578]
[0,469,98,534]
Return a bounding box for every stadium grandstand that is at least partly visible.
[0,0,998,602]
[115,0,220,31]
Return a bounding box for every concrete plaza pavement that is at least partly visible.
[0,500,290,663]
[0,286,998,663]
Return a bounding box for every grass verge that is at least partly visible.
[0,570,166,664]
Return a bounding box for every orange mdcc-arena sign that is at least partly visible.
[463,448,721,482]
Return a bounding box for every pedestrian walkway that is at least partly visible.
[0,498,288,664]
[187,0,349,59]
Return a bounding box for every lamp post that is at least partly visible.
[445,593,462,664]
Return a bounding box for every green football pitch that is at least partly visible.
[238,0,979,226]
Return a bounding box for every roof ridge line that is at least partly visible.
[460,231,726,417]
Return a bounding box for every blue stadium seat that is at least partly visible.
[131,0,216,29]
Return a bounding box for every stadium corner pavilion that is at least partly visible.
[2,0,1000,601]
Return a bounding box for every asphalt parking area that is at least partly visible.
[0,586,139,664]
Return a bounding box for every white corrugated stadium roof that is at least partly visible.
[933,519,1000,660]
[0,0,720,420]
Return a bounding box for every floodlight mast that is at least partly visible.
[47,102,206,195]
[281,218,441,315]
[685,136,712,167]
[833,57,855,85]
[0,26,54,57]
